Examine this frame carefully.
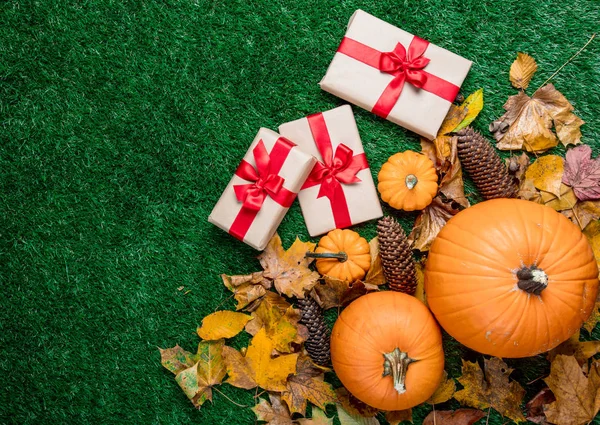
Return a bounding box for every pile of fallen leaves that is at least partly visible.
[160,52,600,425]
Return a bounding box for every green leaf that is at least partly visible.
[454,89,484,131]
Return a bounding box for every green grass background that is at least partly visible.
[2,0,599,424]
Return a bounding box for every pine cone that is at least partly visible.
[298,296,330,366]
[377,216,417,294]
[457,127,517,199]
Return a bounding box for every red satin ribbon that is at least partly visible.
[337,36,460,118]
[229,138,296,241]
[302,113,369,228]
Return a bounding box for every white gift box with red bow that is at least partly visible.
[320,10,472,140]
[208,128,316,250]
[279,105,383,237]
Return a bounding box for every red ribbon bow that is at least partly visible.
[302,113,369,228]
[229,138,296,241]
[337,36,459,118]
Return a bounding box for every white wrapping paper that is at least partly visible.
[320,10,472,140]
[208,128,316,251]
[279,105,383,237]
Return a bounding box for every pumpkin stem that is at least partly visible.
[405,174,418,190]
[517,265,548,295]
[382,348,415,395]
[305,251,348,263]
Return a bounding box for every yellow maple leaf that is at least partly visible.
[509,53,538,90]
[259,234,320,298]
[427,370,456,404]
[222,327,298,392]
[221,272,271,310]
[524,155,565,197]
[196,311,252,340]
[282,355,336,416]
[584,220,600,271]
[548,330,600,366]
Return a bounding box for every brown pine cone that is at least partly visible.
[298,296,330,366]
[457,127,517,199]
[377,216,417,294]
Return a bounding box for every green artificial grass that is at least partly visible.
[1,0,599,424]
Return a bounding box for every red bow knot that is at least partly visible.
[309,144,364,200]
[379,41,430,89]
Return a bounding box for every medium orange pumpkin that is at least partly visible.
[425,198,599,358]
[331,292,444,410]
[311,229,370,281]
[378,150,438,211]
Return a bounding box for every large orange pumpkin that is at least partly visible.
[330,292,444,410]
[425,198,599,358]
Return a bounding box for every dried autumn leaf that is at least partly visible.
[222,272,270,310]
[259,234,320,298]
[408,197,460,252]
[583,295,600,334]
[335,387,379,418]
[222,327,298,392]
[509,53,538,90]
[570,200,600,230]
[252,394,294,425]
[539,184,578,211]
[160,345,199,375]
[454,88,484,131]
[547,330,600,366]
[423,409,486,425]
[174,340,226,408]
[526,388,555,424]
[506,153,530,185]
[583,220,600,272]
[524,155,565,197]
[364,237,386,286]
[336,404,381,425]
[562,144,600,201]
[297,407,334,425]
[454,357,526,423]
[438,104,470,137]
[493,84,584,152]
[544,355,600,425]
[196,311,252,340]
[385,409,412,424]
[413,259,427,305]
[313,277,377,310]
[281,354,336,415]
[427,370,456,404]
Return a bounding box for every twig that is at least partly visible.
[213,293,235,312]
[537,33,596,90]
[213,387,248,408]
[486,407,491,425]
[433,403,436,425]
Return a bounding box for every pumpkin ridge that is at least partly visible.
[336,310,381,354]
[431,289,515,319]
[432,236,514,273]
[543,236,596,276]
[536,291,570,353]
[445,220,510,262]
[547,260,599,280]
[495,293,539,354]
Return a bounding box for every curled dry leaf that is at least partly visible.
[562,144,600,201]
[252,394,294,425]
[492,84,583,152]
[454,357,526,423]
[312,277,378,310]
[297,407,334,425]
[544,355,600,425]
[454,88,484,132]
[427,370,456,404]
[258,234,320,298]
[222,328,298,392]
[174,340,226,409]
[547,330,600,366]
[281,354,336,416]
[222,272,271,311]
[413,259,427,305]
[506,153,530,185]
[196,311,252,340]
[364,237,386,286]
[423,408,486,425]
[509,53,538,90]
[385,409,412,425]
[525,388,555,425]
[408,196,461,252]
[336,404,381,425]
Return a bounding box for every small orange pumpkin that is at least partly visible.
[378,150,438,211]
[331,292,444,410]
[425,198,599,358]
[311,229,370,281]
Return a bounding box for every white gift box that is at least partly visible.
[279,105,383,237]
[320,10,472,140]
[208,128,316,251]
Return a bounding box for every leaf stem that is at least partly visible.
[537,33,596,90]
[213,387,248,408]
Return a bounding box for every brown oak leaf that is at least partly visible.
[281,354,336,416]
[385,409,412,424]
[427,370,456,404]
[493,84,583,152]
[221,272,271,310]
[252,394,294,425]
[173,340,226,409]
[454,357,526,422]
[423,409,486,425]
[297,407,334,425]
[526,388,555,424]
[544,355,600,425]
[222,328,298,392]
[548,330,600,366]
[562,144,600,201]
[336,403,381,425]
[509,53,538,90]
[408,196,461,252]
[196,311,252,340]
[312,277,378,310]
[258,234,320,298]
[245,294,307,353]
